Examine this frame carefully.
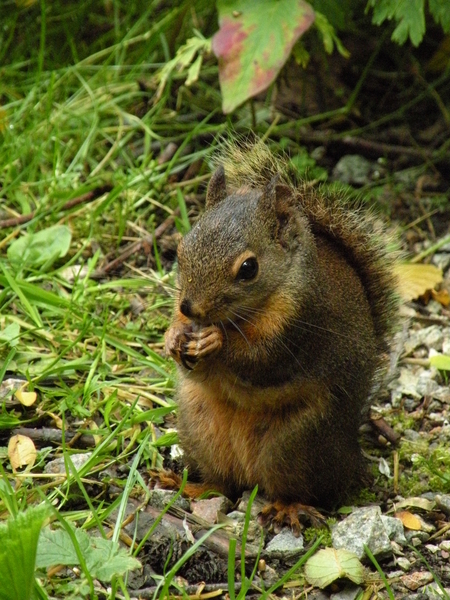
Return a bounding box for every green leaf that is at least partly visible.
[213,0,315,113]
[7,225,72,269]
[37,526,141,582]
[368,0,426,46]
[0,504,50,600]
[304,547,364,588]
[430,353,450,371]
[0,323,20,347]
[428,0,450,32]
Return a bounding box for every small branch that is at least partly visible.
[0,185,113,230]
[11,427,96,448]
[296,130,433,160]
[93,209,179,277]
[370,415,401,445]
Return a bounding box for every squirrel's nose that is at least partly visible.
[180,298,193,318]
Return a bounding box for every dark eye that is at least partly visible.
[236,257,258,281]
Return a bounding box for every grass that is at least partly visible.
[0,1,231,597]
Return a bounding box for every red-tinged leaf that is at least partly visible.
[213,0,315,113]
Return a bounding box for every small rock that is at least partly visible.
[422,582,450,598]
[381,515,407,545]
[403,326,444,355]
[265,528,304,557]
[387,569,404,579]
[330,585,363,600]
[332,154,375,185]
[401,571,434,591]
[331,506,392,560]
[226,510,246,522]
[44,452,92,474]
[147,488,190,511]
[256,563,280,588]
[237,491,267,517]
[432,253,450,272]
[396,557,411,571]
[440,540,450,551]
[435,495,450,515]
[410,535,429,546]
[424,543,439,554]
[191,496,232,524]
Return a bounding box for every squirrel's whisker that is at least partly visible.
[226,317,252,350]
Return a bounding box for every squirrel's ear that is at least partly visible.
[206,166,228,209]
[260,176,299,246]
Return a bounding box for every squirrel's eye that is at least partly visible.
[236,257,258,281]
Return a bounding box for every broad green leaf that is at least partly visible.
[7,225,72,269]
[430,353,450,371]
[213,0,315,113]
[304,547,364,588]
[0,322,20,347]
[37,526,141,582]
[0,504,50,600]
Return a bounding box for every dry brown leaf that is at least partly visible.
[431,288,450,307]
[14,389,37,407]
[395,510,422,530]
[394,263,443,302]
[8,434,37,471]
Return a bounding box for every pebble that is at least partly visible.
[330,585,363,600]
[44,452,91,474]
[396,557,411,571]
[401,571,434,591]
[331,506,393,560]
[191,496,232,524]
[435,494,450,515]
[265,528,304,557]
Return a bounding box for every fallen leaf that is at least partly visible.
[395,510,422,530]
[304,547,364,588]
[395,497,435,512]
[429,353,450,371]
[14,390,37,407]
[431,288,450,307]
[8,435,37,471]
[393,263,443,301]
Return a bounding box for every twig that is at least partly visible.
[370,415,401,445]
[296,131,433,160]
[11,427,96,448]
[0,185,113,229]
[93,210,179,277]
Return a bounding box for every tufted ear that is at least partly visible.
[205,165,228,209]
[259,176,300,248]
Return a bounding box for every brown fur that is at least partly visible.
[165,139,398,509]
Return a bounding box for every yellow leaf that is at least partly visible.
[8,435,37,471]
[395,510,422,530]
[431,288,450,307]
[14,390,37,407]
[394,263,443,302]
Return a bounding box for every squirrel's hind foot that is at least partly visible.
[258,500,327,536]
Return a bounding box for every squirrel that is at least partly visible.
[164,139,398,529]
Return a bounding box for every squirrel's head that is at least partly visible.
[175,166,314,325]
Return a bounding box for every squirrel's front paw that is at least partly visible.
[165,322,223,370]
[165,321,193,368]
[183,324,223,366]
